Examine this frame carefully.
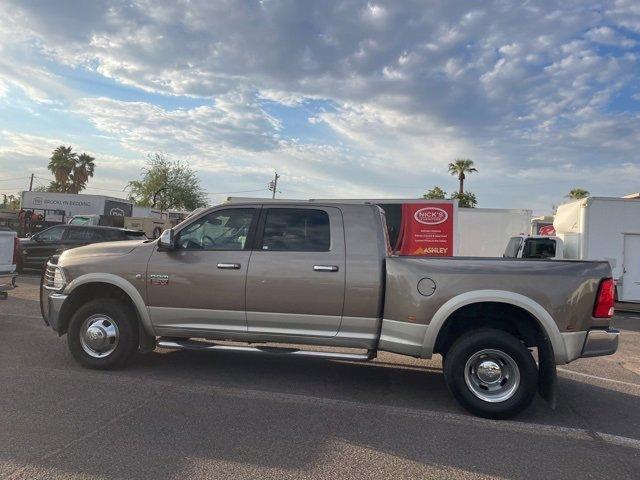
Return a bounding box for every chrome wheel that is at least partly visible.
[464,349,520,403]
[79,314,119,358]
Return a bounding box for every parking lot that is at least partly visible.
[1,274,639,479]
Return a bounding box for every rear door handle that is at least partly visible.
[313,265,339,272]
[217,263,241,269]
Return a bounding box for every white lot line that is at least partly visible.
[557,368,640,389]
[17,364,640,453]
[2,313,42,319]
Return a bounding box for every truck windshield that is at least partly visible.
[69,217,91,225]
[504,237,522,258]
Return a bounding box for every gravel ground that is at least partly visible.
[1,274,639,479]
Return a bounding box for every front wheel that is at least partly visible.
[443,328,537,419]
[67,298,139,369]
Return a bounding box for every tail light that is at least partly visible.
[593,278,615,318]
[13,236,20,265]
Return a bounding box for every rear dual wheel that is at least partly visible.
[443,328,538,419]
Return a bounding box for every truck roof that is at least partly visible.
[225,197,381,206]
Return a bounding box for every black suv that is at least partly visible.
[17,225,147,271]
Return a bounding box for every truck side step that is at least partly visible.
[156,338,375,362]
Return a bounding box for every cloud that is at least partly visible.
[75,92,282,156]
[585,26,637,48]
[0,0,638,211]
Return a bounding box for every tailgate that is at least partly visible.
[0,230,16,272]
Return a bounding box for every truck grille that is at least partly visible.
[43,263,57,289]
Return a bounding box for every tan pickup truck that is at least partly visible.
[41,200,619,418]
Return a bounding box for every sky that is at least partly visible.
[0,0,639,212]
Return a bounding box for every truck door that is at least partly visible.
[622,234,640,302]
[146,207,259,335]
[245,206,346,336]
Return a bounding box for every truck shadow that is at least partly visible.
[9,344,640,480]
[44,349,640,478]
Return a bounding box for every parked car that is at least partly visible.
[40,200,618,418]
[18,224,147,271]
[0,227,18,299]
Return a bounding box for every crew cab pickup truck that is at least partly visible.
[40,200,619,418]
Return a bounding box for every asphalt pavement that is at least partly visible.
[1,274,639,479]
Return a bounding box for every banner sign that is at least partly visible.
[538,224,556,236]
[104,200,133,217]
[396,202,455,256]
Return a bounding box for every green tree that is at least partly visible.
[1,193,20,210]
[423,186,447,200]
[128,153,208,211]
[451,191,478,208]
[448,158,478,194]
[566,188,589,200]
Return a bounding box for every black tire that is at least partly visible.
[67,298,139,370]
[443,328,537,419]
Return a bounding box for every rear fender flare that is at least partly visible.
[421,290,567,364]
[64,273,155,336]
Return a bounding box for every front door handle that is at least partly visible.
[217,263,241,270]
[314,265,339,272]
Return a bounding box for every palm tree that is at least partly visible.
[448,158,478,194]
[48,146,77,191]
[71,153,96,193]
[566,188,590,200]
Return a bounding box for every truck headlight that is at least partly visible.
[44,263,67,291]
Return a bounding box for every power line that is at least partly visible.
[206,188,269,196]
[84,186,130,193]
[0,177,28,182]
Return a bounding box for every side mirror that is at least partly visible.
[158,229,175,250]
[32,234,40,242]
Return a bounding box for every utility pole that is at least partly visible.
[268,172,280,199]
[29,173,34,191]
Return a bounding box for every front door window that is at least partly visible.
[176,209,255,251]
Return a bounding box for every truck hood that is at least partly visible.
[62,240,146,259]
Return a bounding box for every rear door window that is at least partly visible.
[260,208,330,252]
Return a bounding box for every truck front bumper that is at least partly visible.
[40,286,68,332]
[581,328,620,358]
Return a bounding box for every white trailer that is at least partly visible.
[554,197,640,302]
[457,208,532,257]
